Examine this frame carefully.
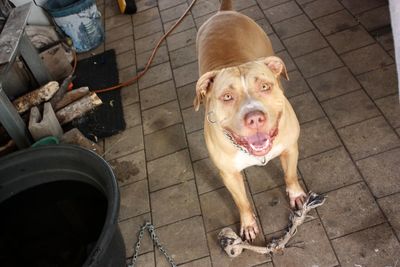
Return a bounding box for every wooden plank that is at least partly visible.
[0,3,32,69]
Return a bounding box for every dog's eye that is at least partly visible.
[222,93,234,101]
[261,83,271,92]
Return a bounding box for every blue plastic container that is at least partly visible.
[43,0,104,52]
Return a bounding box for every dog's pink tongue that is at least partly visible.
[247,133,268,147]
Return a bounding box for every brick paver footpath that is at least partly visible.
[79,0,400,266]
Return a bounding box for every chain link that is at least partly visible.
[127,222,177,267]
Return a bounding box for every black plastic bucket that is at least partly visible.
[0,145,125,267]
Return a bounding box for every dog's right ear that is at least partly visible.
[193,70,220,111]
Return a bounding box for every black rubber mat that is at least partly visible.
[70,49,125,141]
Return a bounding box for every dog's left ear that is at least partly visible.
[194,70,220,111]
[263,56,289,80]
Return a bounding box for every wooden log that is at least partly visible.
[12,81,59,113]
[55,92,102,125]
[53,86,89,111]
[60,128,103,155]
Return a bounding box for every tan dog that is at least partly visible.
[194,0,306,241]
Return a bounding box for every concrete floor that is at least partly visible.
[81,0,400,266]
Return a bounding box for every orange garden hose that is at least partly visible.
[70,0,198,94]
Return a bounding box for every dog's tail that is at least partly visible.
[220,0,233,11]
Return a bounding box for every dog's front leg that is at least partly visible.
[280,143,306,209]
[220,170,259,241]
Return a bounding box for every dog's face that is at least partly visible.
[194,56,288,157]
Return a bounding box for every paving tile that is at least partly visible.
[356,148,400,198]
[194,13,214,29]
[295,47,343,78]
[281,70,310,98]
[121,83,139,107]
[257,0,292,9]
[190,0,219,18]
[177,82,196,109]
[233,0,257,11]
[131,252,154,267]
[358,5,391,31]
[104,125,144,160]
[375,30,394,51]
[179,257,212,267]
[155,217,209,267]
[256,18,274,35]
[357,64,398,99]
[375,94,400,128]
[158,0,186,10]
[136,45,170,70]
[123,103,141,129]
[307,67,361,101]
[327,26,375,54]
[298,117,341,159]
[105,35,134,55]
[322,89,380,129]
[207,224,270,267]
[275,50,296,72]
[193,157,224,194]
[271,220,338,267]
[151,180,201,227]
[263,1,302,24]
[317,182,385,238]
[240,5,265,21]
[105,14,131,31]
[166,28,197,52]
[313,9,358,36]
[341,44,393,75]
[104,2,119,18]
[109,150,147,186]
[182,106,204,133]
[289,92,325,124]
[135,32,164,54]
[119,66,137,84]
[170,44,197,69]
[298,147,361,193]
[140,80,177,110]
[200,187,239,231]
[160,3,189,23]
[173,61,199,88]
[301,0,343,19]
[135,0,157,12]
[245,158,284,194]
[119,179,150,220]
[138,62,173,90]
[163,15,196,35]
[132,7,160,26]
[337,116,400,160]
[268,33,285,52]
[116,50,135,70]
[142,100,182,134]
[105,23,133,44]
[273,14,314,39]
[119,213,153,258]
[187,129,208,161]
[378,193,400,239]
[134,18,163,39]
[145,124,187,160]
[148,149,194,192]
[283,30,328,58]
[340,0,387,15]
[332,223,400,267]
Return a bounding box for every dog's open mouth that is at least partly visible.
[225,128,279,157]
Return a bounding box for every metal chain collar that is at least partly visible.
[127,222,177,267]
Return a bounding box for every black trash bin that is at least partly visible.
[0,145,125,267]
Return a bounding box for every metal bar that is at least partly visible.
[0,85,31,148]
[19,33,52,86]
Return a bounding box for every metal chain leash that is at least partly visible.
[127,222,177,267]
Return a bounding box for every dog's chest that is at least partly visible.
[233,144,285,171]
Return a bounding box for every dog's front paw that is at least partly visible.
[240,213,259,241]
[286,185,306,210]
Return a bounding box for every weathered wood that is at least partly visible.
[60,128,103,155]
[56,92,102,125]
[40,44,72,81]
[53,87,89,111]
[25,25,59,49]
[12,81,59,113]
